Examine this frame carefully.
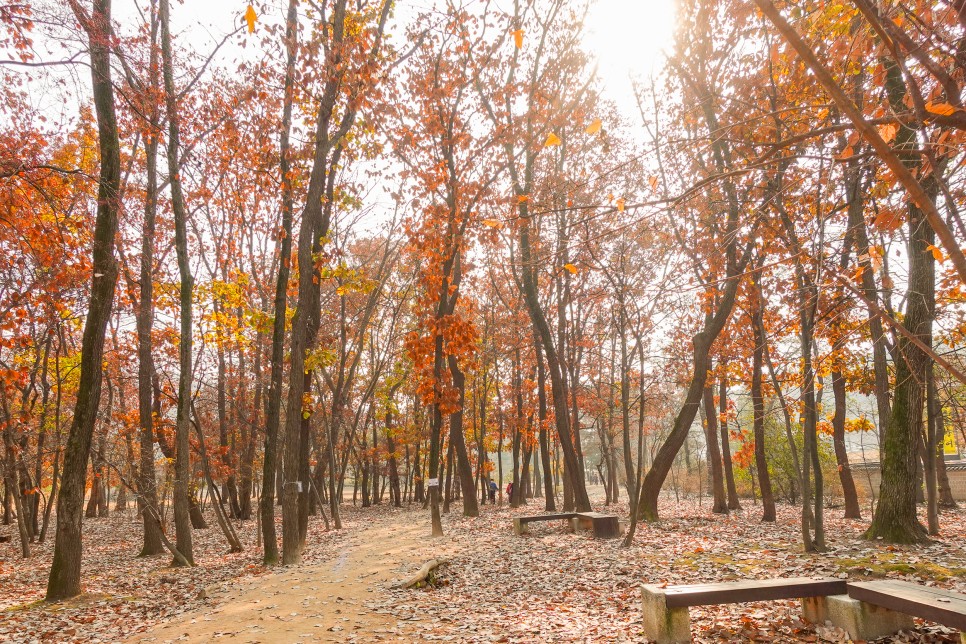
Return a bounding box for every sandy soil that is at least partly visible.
[131,510,441,643]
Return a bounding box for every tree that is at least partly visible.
[46,0,122,601]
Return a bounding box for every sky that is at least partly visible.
[111,0,680,119]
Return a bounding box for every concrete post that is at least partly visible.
[641,585,690,643]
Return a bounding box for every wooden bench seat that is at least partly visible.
[512,513,576,535]
[642,577,847,643]
[842,579,966,638]
[573,512,621,539]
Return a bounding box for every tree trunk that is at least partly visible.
[46,0,122,601]
[865,60,935,545]
[718,374,741,510]
[832,366,862,519]
[703,384,727,514]
[751,305,775,522]
[259,0,298,566]
[160,0,195,566]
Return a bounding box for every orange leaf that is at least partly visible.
[517,194,529,203]
[563,263,578,275]
[838,145,854,160]
[648,175,659,191]
[482,219,503,229]
[244,4,257,33]
[544,132,561,147]
[616,198,625,213]
[878,123,898,143]
[926,102,958,116]
[512,29,524,49]
[585,118,602,135]
[926,244,945,262]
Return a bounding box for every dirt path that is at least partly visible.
[132,510,438,643]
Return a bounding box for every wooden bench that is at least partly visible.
[816,579,966,641]
[573,512,621,539]
[512,513,576,535]
[641,577,847,643]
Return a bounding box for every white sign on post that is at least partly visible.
[295,481,303,493]
[427,478,440,487]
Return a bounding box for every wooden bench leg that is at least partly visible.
[513,519,527,536]
[818,594,913,641]
[641,585,690,643]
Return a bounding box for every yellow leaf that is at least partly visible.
[878,123,898,143]
[512,29,523,49]
[616,198,625,212]
[563,263,578,274]
[926,102,957,116]
[544,132,561,147]
[585,118,602,135]
[482,219,504,229]
[244,4,257,33]
[926,244,945,262]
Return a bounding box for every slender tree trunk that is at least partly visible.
[160,0,194,565]
[751,304,775,522]
[703,384,727,514]
[832,366,861,519]
[46,0,122,600]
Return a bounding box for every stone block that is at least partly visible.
[641,584,691,643]
[801,595,830,624]
[823,594,914,641]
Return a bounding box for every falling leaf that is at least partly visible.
[482,219,504,229]
[926,102,958,116]
[878,123,898,143]
[926,244,945,262]
[244,4,257,33]
[563,263,578,274]
[544,132,561,147]
[616,198,625,213]
[585,118,602,135]
[512,29,523,49]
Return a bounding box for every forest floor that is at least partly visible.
[2,491,966,642]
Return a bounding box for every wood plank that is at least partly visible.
[847,580,966,630]
[576,512,613,519]
[661,577,847,608]
[517,513,576,523]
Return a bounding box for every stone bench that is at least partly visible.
[573,512,621,539]
[512,512,576,535]
[808,579,966,641]
[641,576,847,643]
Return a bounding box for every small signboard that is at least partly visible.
[943,418,959,458]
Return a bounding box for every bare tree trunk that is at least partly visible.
[47,0,122,600]
[160,0,194,565]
